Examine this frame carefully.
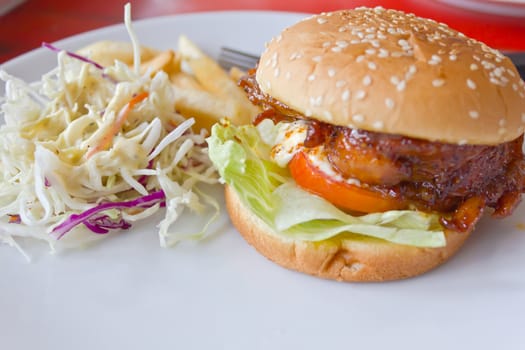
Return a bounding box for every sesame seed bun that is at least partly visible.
[256,7,525,145]
[225,185,472,282]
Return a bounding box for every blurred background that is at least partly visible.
[1,0,525,63]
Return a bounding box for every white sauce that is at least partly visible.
[270,121,308,167]
[267,121,362,186]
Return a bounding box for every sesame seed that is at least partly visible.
[494,67,505,77]
[449,54,457,61]
[470,63,478,71]
[328,68,336,77]
[317,17,327,24]
[408,64,417,75]
[352,114,364,123]
[469,110,479,119]
[312,55,322,62]
[365,48,376,55]
[308,74,316,81]
[336,80,346,88]
[385,98,395,109]
[356,90,367,100]
[428,55,442,65]
[458,139,468,145]
[368,62,377,70]
[467,79,476,90]
[363,75,372,86]
[390,76,400,85]
[499,119,506,127]
[373,121,384,129]
[331,46,343,53]
[273,68,280,77]
[482,61,495,69]
[432,79,445,87]
[507,69,516,77]
[512,83,518,91]
[398,39,409,47]
[378,48,389,58]
[356,55,365,63]
[341,89,351,101]
[336,40,349,48]
[310,96,323,107]
[322,41,331,48]
[396,80,406,91]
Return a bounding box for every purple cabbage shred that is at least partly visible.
[51,190,166,239]
[42,42,104,70]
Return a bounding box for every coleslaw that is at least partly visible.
[0,4,219,258]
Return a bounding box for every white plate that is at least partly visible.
[1,11,525,350]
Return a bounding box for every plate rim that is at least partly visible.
[0,9,311,69]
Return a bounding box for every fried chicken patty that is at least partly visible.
[241,72,525,223]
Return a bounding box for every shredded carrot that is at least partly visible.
[86,92,149,158]
[8,214,21,224]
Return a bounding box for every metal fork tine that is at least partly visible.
[218,47,260,71]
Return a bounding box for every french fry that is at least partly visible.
[170,71,206,91]
[140,50,179,76]
[177,35,260,125]
[229,66,247,82]
[173,86,237,132]
[77,41,160,67]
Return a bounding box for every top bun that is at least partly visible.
[256,7,525,145]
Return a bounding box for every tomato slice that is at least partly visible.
[288,151,407,213]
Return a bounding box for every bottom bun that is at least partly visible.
[225,185,473,282]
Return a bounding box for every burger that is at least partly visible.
[207,7,525,281]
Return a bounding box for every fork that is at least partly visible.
[218,46,525,79]
[218,47,259,72]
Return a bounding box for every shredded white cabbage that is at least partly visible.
[0,7,219,258]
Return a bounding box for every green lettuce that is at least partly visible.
[207,120,446,248]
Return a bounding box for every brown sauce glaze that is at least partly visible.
[240,71,525,231]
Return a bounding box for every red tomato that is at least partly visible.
[288,151,407,213]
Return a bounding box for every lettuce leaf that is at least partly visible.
[207,120,446,248]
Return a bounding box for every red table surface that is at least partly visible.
[1,0,525,63]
